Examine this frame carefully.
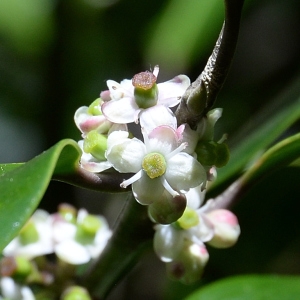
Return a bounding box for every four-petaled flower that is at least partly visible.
[106,125,206,205]
[101,66,190,124]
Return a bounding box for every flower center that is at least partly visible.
[132,71,157,90]
[142,152,166,179]
[132,71,158,109]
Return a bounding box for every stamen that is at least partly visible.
[161,177,179,197]
[120,170,143,188]
[166,142,188,160]
[153,65,159,77]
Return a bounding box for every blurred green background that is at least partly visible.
[1,0,300,299]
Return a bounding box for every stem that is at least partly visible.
[53,167,132,193]
[81,193,153,299]
[176,0,245,129]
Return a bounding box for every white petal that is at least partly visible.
[106,138,146,173]
[52,220,76,243]
[140,105,177,133]
[55,240,90,264]
[106,79,133,100]
[191,214,214,243]
[185,184,206,209]
[74,106,111,135]
[107,130,129,149]
[132,172,164,205]
[157,75,190,107]
[101,97,140,124]
[176,124,198,154]
[147,126,178,155]
[153,225,183,262]
[165,153,206,192]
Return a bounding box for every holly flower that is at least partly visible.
[3,210,53,260]
[53,208,112,265]
[153,184,240,282]
[106,125,206,205]
[101,66,190,124]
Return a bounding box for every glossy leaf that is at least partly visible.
[242,132,300,185]
[211,77,300,192]
[0,139,81,252]
[184,275,300,300]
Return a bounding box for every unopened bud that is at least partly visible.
[206,209,240,248]
[58,203,77,224]
[61,286,92,300]
[166,241,209,284]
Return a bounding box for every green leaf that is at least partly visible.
[184,275,300,300]
[0,139,81,252]
[242,132,300,186]
[211,76,300,192]
[0,163,23,175]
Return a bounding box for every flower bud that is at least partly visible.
[148,193,186,224]
[166,241,209,284]
[195,141,229,168]
[58,203,77,224]
[206,209,240,248]
[87,98,102,116]
[61,286,92,300]
[1,256,32,279]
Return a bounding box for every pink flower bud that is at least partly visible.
[205,209,240,248]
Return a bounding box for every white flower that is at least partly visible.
[101,66,190,124]
[106,126,206,205]
[74,105,112,138]
[78,140,113,173]
[3,210,53,260]
[53,209,112,265]
[0,277,35,300]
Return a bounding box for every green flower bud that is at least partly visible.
[58,203,77,224]
[61,286,92,300]
[83,130,107,161]
[132,71,158,108]
[19,220,39,245]
[195,141,230,167]
[75,215,102,245]
[148,193,186,224]
[214,142,230,168]
[87,98,102,116]
[1,256,32,279]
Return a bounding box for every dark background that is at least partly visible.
[1,0,300,299]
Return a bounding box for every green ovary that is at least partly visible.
[83,130,107,161]
[142,152,166,179]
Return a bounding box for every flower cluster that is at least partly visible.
[74,66,239,282]
[1,204,110,299]
[3,204,111,265]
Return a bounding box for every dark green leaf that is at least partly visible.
[184,275,300,300]
[0,139,81,252]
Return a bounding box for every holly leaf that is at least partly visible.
[0,139,81,252]
[185,275,300,300]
